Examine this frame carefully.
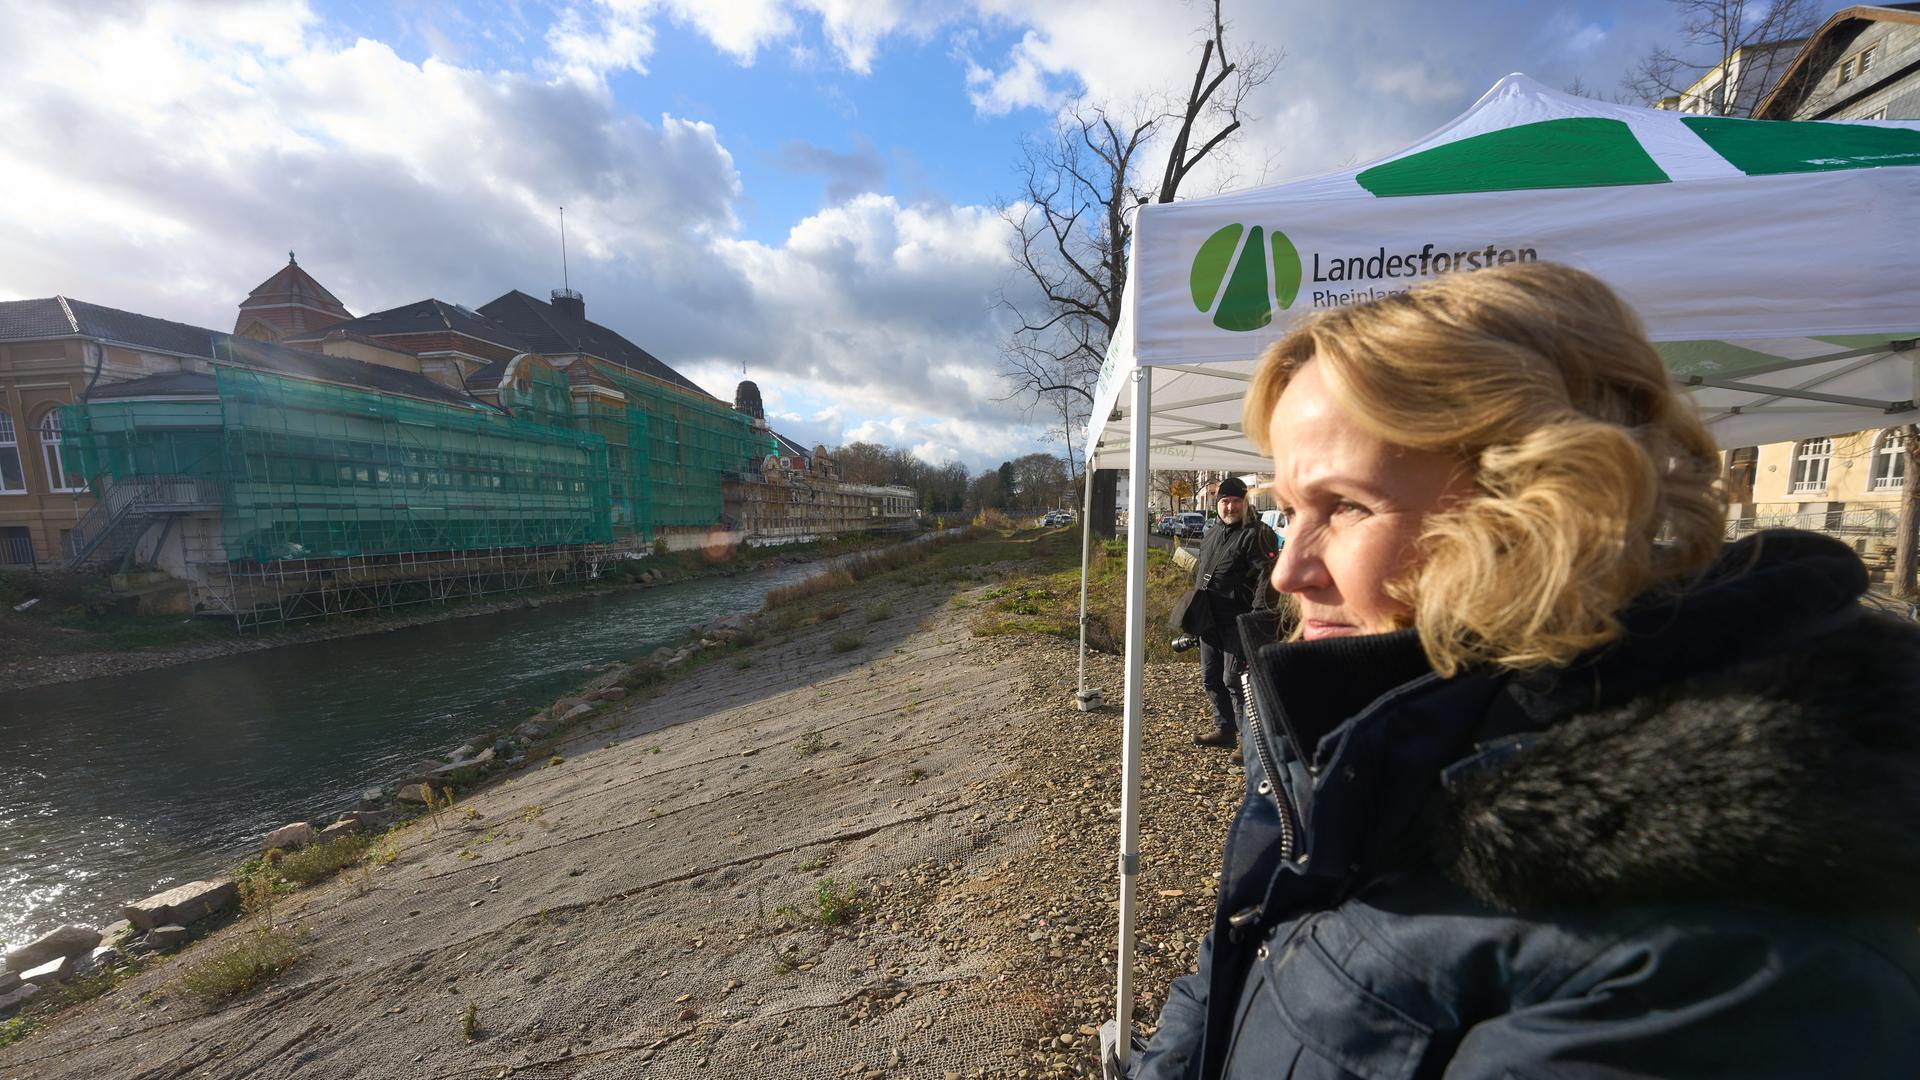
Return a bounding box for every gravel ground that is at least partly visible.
[0,551,1234,1080]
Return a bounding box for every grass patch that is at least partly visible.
[275,834,375,887]
[733,655,753,670]
[866,602,893,623]
[0,1015,35,1049]
[176,924,308,1001]
[795,730,825,756]
[830,632,862,653]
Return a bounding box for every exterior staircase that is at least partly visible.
[64,475,222,569]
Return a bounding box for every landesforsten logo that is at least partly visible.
[1189,224,1302,332]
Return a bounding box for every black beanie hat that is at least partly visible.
[1216,476,1248,499]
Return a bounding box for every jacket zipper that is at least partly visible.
[1241,668,1300,867]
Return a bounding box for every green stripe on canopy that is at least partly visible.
[1356,118,1671,197]
[1682,116,1920,175]
[1656,339,1808,377]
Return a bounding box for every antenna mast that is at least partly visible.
[559,206,570,293]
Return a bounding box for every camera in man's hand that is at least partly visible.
[1170,634,1200,652]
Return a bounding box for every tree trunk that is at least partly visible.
[1894,424,1920,596]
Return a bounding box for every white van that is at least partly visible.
[1259,509,1288,548]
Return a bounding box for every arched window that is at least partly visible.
[0,413,24,494]
[1791,437,1832,493]
[37,410,84,493]
[1871,429,1908,491]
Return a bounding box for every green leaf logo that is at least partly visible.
[1189,224,1301,332]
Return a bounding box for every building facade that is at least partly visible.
[2,259,915,626]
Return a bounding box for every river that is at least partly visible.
[0,557,833,952]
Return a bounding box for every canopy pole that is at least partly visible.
[1075,456,1102,710]
[1109,367,1152,1073]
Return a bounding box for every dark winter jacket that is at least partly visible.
[1134,530,1920,1079]
[1188,517,1280,651]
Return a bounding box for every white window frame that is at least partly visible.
[1791,437,1832,493]
[1864,105,1889,121]
[0,412,25,494]
[37,409,85,494]
[1872,429,1907,491]
[1840,57,1856,84]
[1860,45,1877,75]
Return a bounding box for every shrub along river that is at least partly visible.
[0,557,834,952]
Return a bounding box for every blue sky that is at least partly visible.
[0,0,1861,470]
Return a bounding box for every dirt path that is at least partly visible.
[0,556,1237,1079]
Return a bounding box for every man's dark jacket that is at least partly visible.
[1134,530,1920,1078]
[1188,517,1279,653]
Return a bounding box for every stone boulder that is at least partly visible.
[319,819,362,841]
[0,982,39,1017]
[397,783,434,804]
[98,919,134,951]
[333,809,387,831]
[0,970,17,996]
[147,925,190,950]
[5,924,101,973]
[264,821,316,852]
[21,955,73,986]
[597,687,628,701]
[560,703,594,723]
[124,879,238,931]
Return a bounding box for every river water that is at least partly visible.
[0,558,832,952]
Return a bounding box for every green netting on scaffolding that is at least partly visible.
[581,395,651,540]
[497,359,574,428]
[60,399,225,480]
[589,363,772,532]
[214,368,611,560]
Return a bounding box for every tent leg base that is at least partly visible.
[1075,688,1105,711]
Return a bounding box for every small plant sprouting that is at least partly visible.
[460,804,480,822]
[830,632,862,653]
[547,755,565,768]
[461,1001,480,1041]
[866,602,893,623]
[733,656,753,670]
[903,767,927,784]
[813,878,861,926]
[795,731,824,756]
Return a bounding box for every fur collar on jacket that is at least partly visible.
[1435,531,1920,917]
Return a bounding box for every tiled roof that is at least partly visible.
[68,300,222,358]
[465,358,509,391]
[770,428,809,460]
[0,297,220,358]
[217,336,489,412]
[87,371,218,400]
[242,257,347,311]
[476,290,714,400]
[0,298,76,340]
[295,298,532,353]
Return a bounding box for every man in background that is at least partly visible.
[1185,477,1279,750]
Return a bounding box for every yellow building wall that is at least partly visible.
[1742,428,1906,519]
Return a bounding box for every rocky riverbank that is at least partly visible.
[0,533,1232,1078]
[0,541,875,692]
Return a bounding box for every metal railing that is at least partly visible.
[1726,507,1900,542]
[0,533,36,569]
[64,474,223,564]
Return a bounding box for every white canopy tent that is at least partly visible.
[1085,74,1920,1074]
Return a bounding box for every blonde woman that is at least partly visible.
[1134,263,1920,1079]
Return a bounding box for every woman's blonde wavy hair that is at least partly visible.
[1244,262,1726,676]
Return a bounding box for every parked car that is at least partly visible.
[1153,514,1177,536]
[1173,512,1208,539]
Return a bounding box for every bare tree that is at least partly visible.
[1623,0,1817,116]
[998,0,1278,472]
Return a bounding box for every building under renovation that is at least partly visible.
[0,256,913,627]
